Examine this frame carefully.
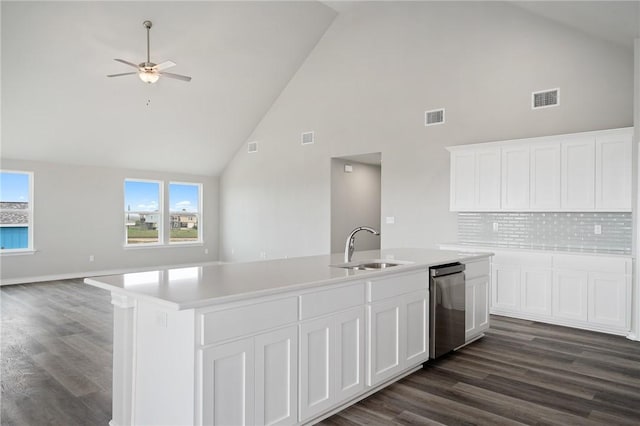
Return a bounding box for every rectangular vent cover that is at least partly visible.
[301,131,314,145]
[425,109,445,126]
[532,88,559,109]
[247,141,258,153]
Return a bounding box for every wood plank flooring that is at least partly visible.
[2,279,640,425]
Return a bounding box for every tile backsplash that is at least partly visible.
[458,212,632,254]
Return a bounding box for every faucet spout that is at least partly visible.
[344,226,380,263]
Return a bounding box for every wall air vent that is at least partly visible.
[301,131,314,145]
[247,141,258,153]
[425,108,445,126]
[532,88,559,109]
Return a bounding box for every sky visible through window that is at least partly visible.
[0,172,29,202]
[170,183,199,213]
[125,180,159,212]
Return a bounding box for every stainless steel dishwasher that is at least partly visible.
[429,263,466,359]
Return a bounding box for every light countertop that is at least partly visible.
[84,248,491,310]
[439,242,633,258]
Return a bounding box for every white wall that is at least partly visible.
[331,159,381,253]
[220,1,634,262]
[0,159,219,284]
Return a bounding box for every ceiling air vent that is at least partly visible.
[247,141,258,153]
[301,131,314,145]
[425,108,445,126]
[532,88,559,109]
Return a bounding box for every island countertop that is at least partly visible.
[84,248,492,310]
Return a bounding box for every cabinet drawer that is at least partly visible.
[553,254,629,274]
[200,297,298,345]
[464,259,490,280]
[493,251,552,268]
[300,283,365,320]
[367,270,428,302]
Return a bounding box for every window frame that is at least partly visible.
[169,181,203,245]
[124,178,164,247]
[0,170,34,254]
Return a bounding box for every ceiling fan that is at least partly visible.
[107,20,192,84]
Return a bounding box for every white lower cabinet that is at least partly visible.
[298,307,365,423]
[202,338,255,426]
[491,264,521,312]
[201,326,298,426]
[367,290,428,387]
[465,276,489,341]
[588,273,630,329]
[255,327,298,426]
[520,269,552,316]
[552,270,588,321]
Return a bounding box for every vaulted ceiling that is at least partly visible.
[1,1,336,175]
[1,1,638,176]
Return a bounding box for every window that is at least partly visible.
[124,179,162,245]
[169,182,201,244]
[0,171,33,252]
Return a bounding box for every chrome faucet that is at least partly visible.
[344,226,380,263]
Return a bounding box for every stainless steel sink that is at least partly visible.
[331,259,413,271]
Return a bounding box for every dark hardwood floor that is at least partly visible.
[2,279,640,425]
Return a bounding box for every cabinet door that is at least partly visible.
[475,149,501,210]
[520,269,552,316]
[367,298,403,386]
[404,291,429,366]
[450,150,476,211]
[255,326,298,426]
[561,138,595,210]
[588,273,630,329]
[595,133,632,210]
[552,270,588,321]
[202,339,255,426]
[530,143,561,210]
[466,276,490,341]
[299,317,334,421]
[501,146,530,210]
[334,307,365,403]
[491,264,521,312]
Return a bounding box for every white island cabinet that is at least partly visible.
[85,248,491,426]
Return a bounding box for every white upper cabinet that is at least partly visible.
[561,137,595,210]
[501,145,530,210]
[475,149,501,210]
[595,131,632,210]
[530,143,561,210]
[450,150,476,210]
[448,127,632,212]
[450,147,500,211]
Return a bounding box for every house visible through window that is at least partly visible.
[124,179,162,245]
[169,182,201,244]
[0,171,33,251]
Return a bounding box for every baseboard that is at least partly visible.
[0,260,222,286]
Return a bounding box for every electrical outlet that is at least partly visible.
[260,251,266,260]
[594,225,602,235]
[386,216,395,224]
[492,222,499,232]
[89,255,94,262]
[204,248,209,255]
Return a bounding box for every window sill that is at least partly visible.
[0,249,37,256]
[124,242,204,250]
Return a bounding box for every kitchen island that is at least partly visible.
[85,248,491,426]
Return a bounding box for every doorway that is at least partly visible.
[330,153,382,254]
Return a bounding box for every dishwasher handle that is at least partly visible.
[430,262,465,277]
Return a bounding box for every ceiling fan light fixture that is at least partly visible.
[138,70,159,84]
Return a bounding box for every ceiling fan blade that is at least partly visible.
[160,72,192,82]
[107,72,138,78]
[153,61,176,71]
[114,58,140,69]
